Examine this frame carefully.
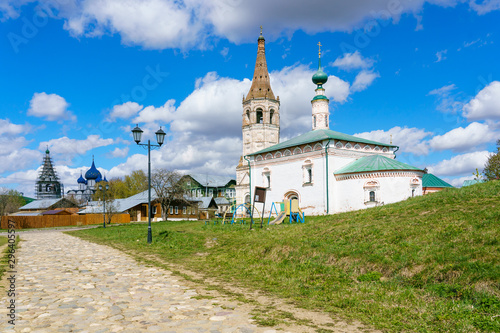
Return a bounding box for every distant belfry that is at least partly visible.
[35,148,63,199]
[236,28,280,205]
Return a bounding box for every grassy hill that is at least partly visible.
[69,181,500,332]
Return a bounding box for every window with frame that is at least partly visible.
[169,206,173,215]
[302,160,313,185]
[364,180,380,204]
[175,206,178,214]
[262,168,271,188]
[183,206,187,214]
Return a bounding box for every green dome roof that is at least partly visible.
[312,53,328,86]
[312,68,328,85]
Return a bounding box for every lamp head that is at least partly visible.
[132,124,143,144]
[155,127,166,146]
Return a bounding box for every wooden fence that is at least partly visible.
[1,214,130,230]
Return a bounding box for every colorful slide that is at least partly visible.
[269,212,286,225]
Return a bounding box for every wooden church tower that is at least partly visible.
[35,148,63,199]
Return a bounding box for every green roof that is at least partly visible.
[462,179,486,187]
[335,155,422,175]
[422,173,453,188]
[250,129,397,156]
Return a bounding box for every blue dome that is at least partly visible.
[85,160,102,180]
[95,174,103,183]
[77,173,86,184]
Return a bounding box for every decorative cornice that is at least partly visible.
[335,171,423,181]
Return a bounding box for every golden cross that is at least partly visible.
[260,26,263,35]
[318,42,322,56]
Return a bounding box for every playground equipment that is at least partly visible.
[230,203,258,225]
[267,199,305,225]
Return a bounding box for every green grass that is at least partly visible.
[68,181,500,332]
[0,235,18,283]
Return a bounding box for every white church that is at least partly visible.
[235,32,424,216]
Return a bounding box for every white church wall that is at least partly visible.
[334,172,423,213]
[250,152,327,216]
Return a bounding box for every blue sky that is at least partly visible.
[1,0,499,197]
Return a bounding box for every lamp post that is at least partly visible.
[99,183,109,228]
[131,124,166,244]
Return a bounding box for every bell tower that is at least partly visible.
[311,42,330,131]
[241,28,280,156]
[236,28,280,207]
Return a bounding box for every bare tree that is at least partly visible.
[0,189,25,216]
[151,169,189,220]
[93,183,119,224]
[105,200,119,224]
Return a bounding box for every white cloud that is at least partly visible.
[444,175,474,188]
[170,72,249,138]
[463,81,500,121]
[469,0,500,14]
[0,168,40,197]
[109,135,241,179]
[0,146,41,174]
[429,84,456,96]
[331,51,374,71]
[4,0,496,50]
[0,118,31,136]
[109,102,143,120]
[428,84,464,114]
[435,49,447,62]
[133,100,176,124]
[354,126,432,155]
[61,0,204,50]
[351,70,380,92]
[428,122,499,152]
[108,147,129,158]
[427,151,491,177]
[40,135,115,164]
[27,92,76,121]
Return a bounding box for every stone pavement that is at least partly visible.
[0,231,286,333]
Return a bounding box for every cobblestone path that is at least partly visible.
[0,231,283,333]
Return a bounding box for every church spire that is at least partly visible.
[244,27,276,101]
[311,42,330,131]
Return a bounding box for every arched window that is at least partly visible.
[302,160,313,185]
[325,115,328,127]
[313,115,317,128]
[284,191,299,201]
[364,180,380,204]
[256,108,263,123]
[270,109,275,124]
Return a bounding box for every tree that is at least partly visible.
[125,170,148,195]
[93,183,119,224]
[151,169,190,220]
[483,139,500,181]
[0,189,25,216]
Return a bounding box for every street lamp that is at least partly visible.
[99,183,109,228]
[131,124,166,244]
